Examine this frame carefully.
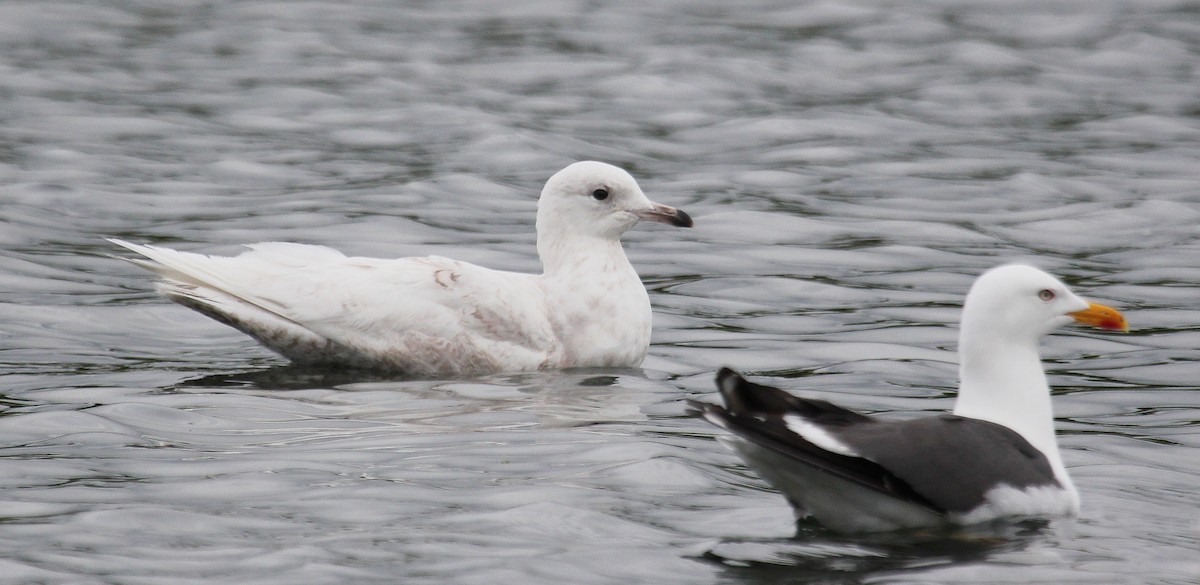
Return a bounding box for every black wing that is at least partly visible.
[831,415,1060,513]
[692,369,1061,515]
[690,368,943,513]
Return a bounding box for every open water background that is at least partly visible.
[1,1,1198,583]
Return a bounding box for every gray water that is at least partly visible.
[2,1,1198,583]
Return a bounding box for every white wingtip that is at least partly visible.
[106,238,242,295]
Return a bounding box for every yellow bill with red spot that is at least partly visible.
[1069,301,1128,332]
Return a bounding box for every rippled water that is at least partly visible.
[2,1,1198,583]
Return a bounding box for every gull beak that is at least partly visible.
[1069,301,1129,332]
[633,202,693,228]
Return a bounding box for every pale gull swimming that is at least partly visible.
[690,265,1128,533]
[111,161,692,378]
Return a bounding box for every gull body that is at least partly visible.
[692,265,1128,533]
[112,161,692,378]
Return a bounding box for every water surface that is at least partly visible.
[1,1,1198,584]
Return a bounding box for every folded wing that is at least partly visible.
[110,239,557,375]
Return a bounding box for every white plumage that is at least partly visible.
[111,161,692,378]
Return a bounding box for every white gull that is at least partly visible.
[691,265,1128,533]
[111,161,692,378]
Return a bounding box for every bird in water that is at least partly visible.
[691,265,1128,533]
[111,161,692,378]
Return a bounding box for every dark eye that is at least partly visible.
[591,188,609,201]
[1038,289,1056,301]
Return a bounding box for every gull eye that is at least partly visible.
[1038,289,1056,301]
[591,188,609,201]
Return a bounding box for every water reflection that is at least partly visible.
[167,365,662,434]
[173,364,427,390]
[175,365,636,393]
[705,519,1053,583]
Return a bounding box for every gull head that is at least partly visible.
[536,161,692,243]
[961,264,1127,345]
